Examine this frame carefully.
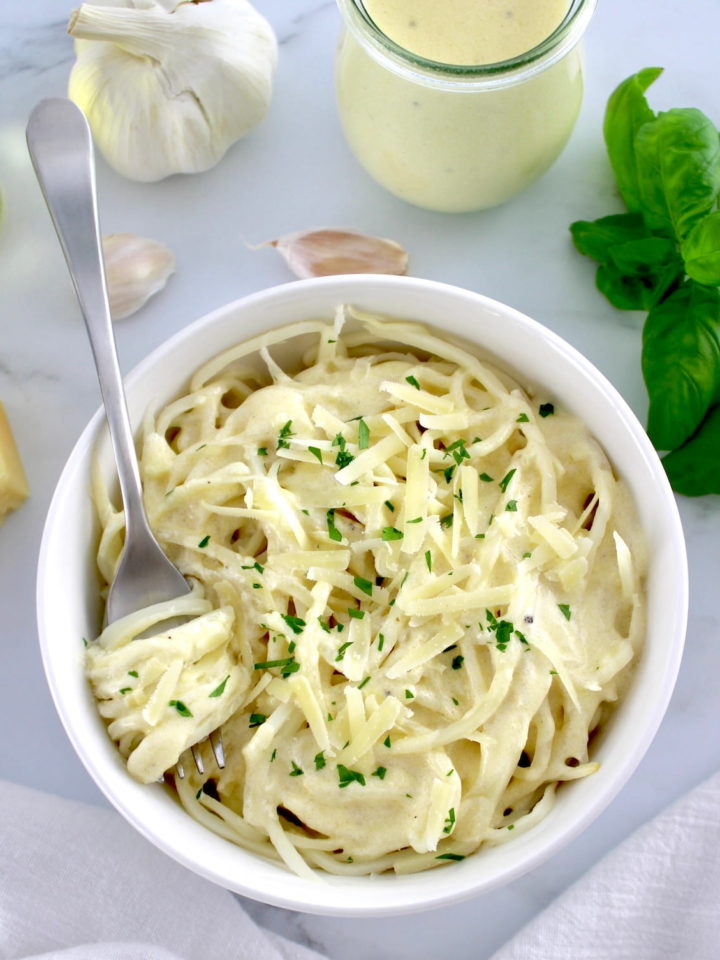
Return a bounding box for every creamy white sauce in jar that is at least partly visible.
[335,0,594,212]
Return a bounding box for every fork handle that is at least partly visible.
[26,98,146,532]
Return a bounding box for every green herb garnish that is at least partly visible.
[382,526,403,541]
[308,446,324,465]
[372,766,387,779]
[405,375,421,390]
[335,641,353,661]
[169,699,192,717]
[558,603,572,621]
[337,764,366,788]
[358,418,370,449]
[348,608,365,619]
[209,675,230,697]
[499,468,516,492]
[353,575,373,596]
[326,508,342,542]
[197,535,210,549]
[277,420,294,450]
[281,614,306,635]
[436,853,465,861]
[314,751,326,770]
[290,761,304,776]
[539,403,555,418]
[249,713,266,728]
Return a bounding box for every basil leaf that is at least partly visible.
[682,211,720,286]
[607,236,684,308]
[603,67,663,212]
[595,263,664,311]
[570,212,648,264]
[642,283,720,450]
[662,404,720,496]
[634,108,720,239]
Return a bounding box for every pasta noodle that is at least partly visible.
[86,306,646,876]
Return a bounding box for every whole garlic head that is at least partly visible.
[68,0,278,182]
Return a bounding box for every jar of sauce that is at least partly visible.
[335,0,597,213]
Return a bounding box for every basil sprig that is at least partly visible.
[571,68,720,495]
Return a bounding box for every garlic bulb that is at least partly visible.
[67,0,277,182]
[102,233,175,319]
[266,228,410,279]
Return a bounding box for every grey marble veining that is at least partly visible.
[1,2,718,959]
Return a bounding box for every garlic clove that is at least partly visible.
[102,233,176,320]
[268,228,409,279]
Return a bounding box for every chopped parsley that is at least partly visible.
[382,526,403,541]
[384,500,395,512]
[425,550,432,572]
[539,402,555,417]
[443,808,456,834]
[241,560,264,574]
[499,468,516,492]
[348,608,365,619]
[253,657,294,670]
[444,438,471,466]
[405,689,414,699]
[335,449,354,469]
[337,764,366,788]
[436,853,465,861]
[270,748,277,762]
[505,500,518,512]
[358,418,370,449]
[516,412,530,423]
[252,582,262,589]
[277,420,294,449]
[439,513,454,529]
[451,655,464,670]
[357,675,371,690]
[372,766,387,780]
[281,613,306,634]
[197,535,210,549]
[118,687,131,695]
[405,375,421,390]
[383,735,392,748]
[127,670,139,678]
[558,604,572,621]
[326,509,342,542]
[169,699,192,717]
[314,751,326,770]
[443,464,456,483]
[209,675,230,698]
[377,633,385,652]
[289,761,304,777]
[353,575,373,597]
[335,641,354,662]
[479,472,494,482]
[248,713,266,728]
[308,446,324,465]
[257,446,268,456]
[407,516,423,524]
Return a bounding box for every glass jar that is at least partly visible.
[335,0,597,213]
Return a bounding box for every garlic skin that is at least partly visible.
[102,233,175,319]
[269,229,410,279]
[68,0,278,182]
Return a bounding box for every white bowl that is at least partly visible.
[37,275,687,916]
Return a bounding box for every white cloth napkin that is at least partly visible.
[0,779,324,960]
[2,772,719,960]
[490,770,720,960]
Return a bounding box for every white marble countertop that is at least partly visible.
[1,1,719,957]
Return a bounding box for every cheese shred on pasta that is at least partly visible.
[86,307,646,877]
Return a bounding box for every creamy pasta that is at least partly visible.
[86,306,646,878]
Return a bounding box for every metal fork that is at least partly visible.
[26,98,223,778]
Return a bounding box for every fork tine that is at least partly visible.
[209,730,226,769]
[191,743,205,775]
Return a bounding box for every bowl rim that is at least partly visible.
[36,274,688,915]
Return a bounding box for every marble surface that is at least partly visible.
[1,1,719,957]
